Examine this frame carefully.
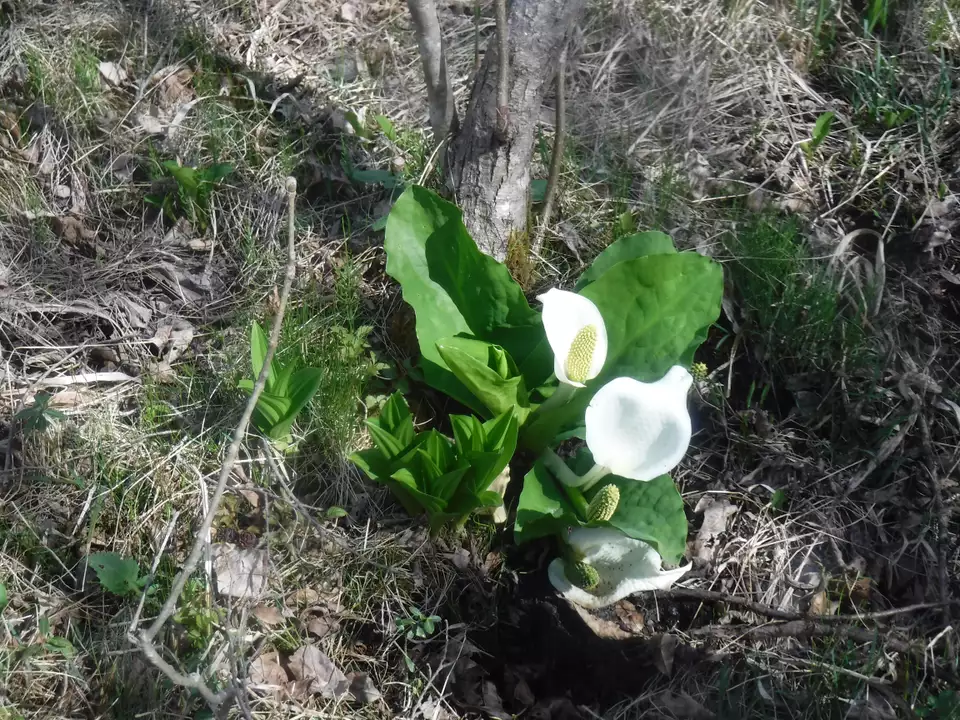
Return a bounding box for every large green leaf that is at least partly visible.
[436,338,531,423]
[513,461,579,544]
[575,231,677,291]
[589,474,687,565]
[384,186,549,406]
[580,252,722,381]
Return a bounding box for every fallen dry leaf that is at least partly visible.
[653,633,679,676]
[613,599,645,634]
[252,604,285,626]
[693,496,737,564]
[511,674,535,706]
[98,61,128,86]
[213,544,269,600]
[151,319,194,364]
[136,111,165,135]
[289,587,320,606]
[306,616,340,638]
[51,215,96,245]
[288,644,349,698]
[806,590,839,616]
[450,547,471,571]
[248,651,289,689]
[654,690,716,719]
[481,680,511,720]
[348,672,381,704]
[157,68,195,110]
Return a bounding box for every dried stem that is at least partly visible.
[494,0,509,140]
[532,47,566,255]
[132,178,300,711]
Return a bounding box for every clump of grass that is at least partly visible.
[724,211,874,379]
[22,38,109,126]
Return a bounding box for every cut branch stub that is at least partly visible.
[447,0,587,260]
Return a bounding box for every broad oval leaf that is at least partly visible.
[580,252,722,381]
[575,231,677,290]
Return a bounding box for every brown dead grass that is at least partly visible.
[0,0,958,717]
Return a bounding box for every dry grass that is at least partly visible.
[0,0,958,717]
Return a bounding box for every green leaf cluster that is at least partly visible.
[378,185,722,553]
[145,160,233,231]
[14,392,65,434]
[350,393,516,534]
[239,321,325,442]
[87,552,149,597]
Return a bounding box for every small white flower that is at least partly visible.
[538,289,608,388]
[585,367,692,482]
[548,527,690,609]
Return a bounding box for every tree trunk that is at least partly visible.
[447,0,587,260]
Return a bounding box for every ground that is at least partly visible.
[0,0,959,718]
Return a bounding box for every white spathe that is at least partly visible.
[538,289,608,387]
[585,367,693,482]
[548,528,690,609]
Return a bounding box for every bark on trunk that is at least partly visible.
[447,0,586,260]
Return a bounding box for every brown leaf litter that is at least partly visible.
[288,644,349,698]
[213,544,269,600]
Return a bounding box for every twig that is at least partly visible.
[690,619,918,655]
[845,374,923,496]
[257,438,395,572]
[129,511,181,634]
[493,0,509,141]
[661,587,952,624]
[133,178,300,711]
[532,47,566,255]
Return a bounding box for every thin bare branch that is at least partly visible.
[133,178,300,711]
[407,0,458,140]
[532,47,566,254]
[661,587,953,624]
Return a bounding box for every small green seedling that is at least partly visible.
[395,606,441,641]
[375,114,398,142]
[37,616,76,657]
[769,489,787,512]
[14,393,65,434]
[87,552,150,597]
[325,506,348,519]
[239,321,325,444]
[146,160,233,231]
[801,111,835,158]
